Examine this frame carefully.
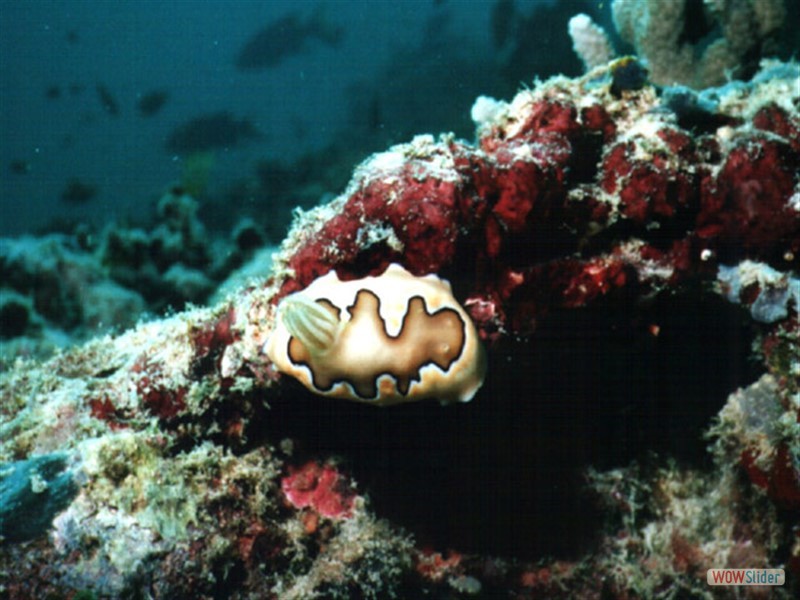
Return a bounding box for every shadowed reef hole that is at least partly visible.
[262,290,760,560]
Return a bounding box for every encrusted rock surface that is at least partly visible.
[1,59,798,598]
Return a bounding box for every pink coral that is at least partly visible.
[273,68,798,351]
[281,461,356,519]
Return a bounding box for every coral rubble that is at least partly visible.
[1,57,799,597]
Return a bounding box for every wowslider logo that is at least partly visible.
[707,569,785,586]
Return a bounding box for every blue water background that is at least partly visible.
[1,0,567,235]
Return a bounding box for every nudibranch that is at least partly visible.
[265,264,486,405]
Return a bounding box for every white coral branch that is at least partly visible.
[568,13,615,71]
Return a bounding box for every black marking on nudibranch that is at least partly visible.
[287,290,466,399]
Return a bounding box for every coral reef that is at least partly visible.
[612,0,787,88]
[0,190,270,364]
[0,234,146,359]
[1,57,799,597]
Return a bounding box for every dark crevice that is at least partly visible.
[679,0,713,46]
[258,288,760,559]
[568,133,604,185]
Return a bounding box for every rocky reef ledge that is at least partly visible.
[2,59,799,598]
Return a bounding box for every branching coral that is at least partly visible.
[612,0,787,88]
[568,13,615,71]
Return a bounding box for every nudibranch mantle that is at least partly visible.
[265,264,486,406]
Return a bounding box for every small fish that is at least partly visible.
[137,89,169,117]
[45,85,61,100]
[9,160,31,175]
[96,84,120,116]
[235,6,343,70]
[367,94,382,133]
[165,111,263,154]
[490,0,516,51]
[61,178,98,204]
